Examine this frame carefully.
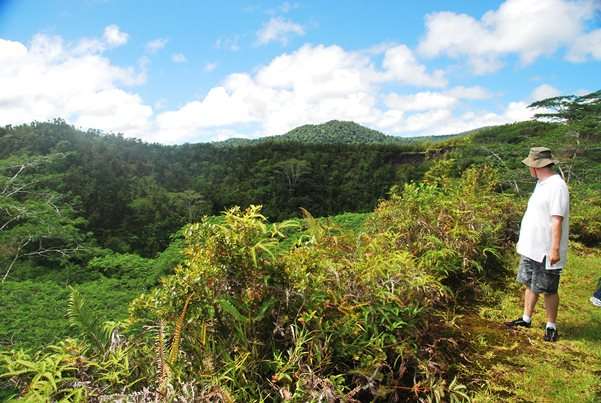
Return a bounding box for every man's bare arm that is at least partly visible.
[550,215,563,265]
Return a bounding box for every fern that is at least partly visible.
[67,286,106,353]
[168,293,193,366]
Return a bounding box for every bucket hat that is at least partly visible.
[521,147,559,168]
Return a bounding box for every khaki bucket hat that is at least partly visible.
[522,147,559,168]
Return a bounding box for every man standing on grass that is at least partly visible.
[506,147,569,342]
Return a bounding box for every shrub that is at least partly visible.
[570,183,601,245]
[2,166,516,401]
[369,165,519,298]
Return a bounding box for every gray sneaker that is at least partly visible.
[544,327,558,342]
[590,296,601,307]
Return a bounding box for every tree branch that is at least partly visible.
[1,237,31,283]
[480,146,520,194]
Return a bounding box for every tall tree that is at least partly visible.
[0,154,85,281]
[529,90,601,131]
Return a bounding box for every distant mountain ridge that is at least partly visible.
[215,120,461,146]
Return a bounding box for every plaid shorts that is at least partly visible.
[516,256,561,294]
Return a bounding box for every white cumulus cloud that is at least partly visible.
[0,30,152,137]
[381,44,446,87]
[103,24,129,47]
[153,44,518,142]
[156,44,381,140]
[531,84,561,101]
[418,0,600,73]
[566,28,601,61]
[256,17,305,45]
[384,92,458,112]
[0,27,549,144]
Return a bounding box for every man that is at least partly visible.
[506,147,569,342]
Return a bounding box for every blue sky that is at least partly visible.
[0,0,599,143]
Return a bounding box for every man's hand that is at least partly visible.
[549,248,561,265]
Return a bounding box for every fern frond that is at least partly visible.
[66,286,105,352]
[168,294,193,366]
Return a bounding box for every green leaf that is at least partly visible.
[217,298,248,323]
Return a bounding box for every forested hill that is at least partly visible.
[217,119,461,146]
[219,120,403,146]
[2,90,599,257]
[0,120,433,255]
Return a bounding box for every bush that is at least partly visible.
[369,165,519,299]
[2,166,516,402]
[570,184,601,245]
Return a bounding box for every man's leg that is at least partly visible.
[524,287,539,318]
[544,292,559,323]
[541,271,561,342]
[506,256,536,327]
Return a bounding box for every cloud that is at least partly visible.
[566,28,601,61]
[157,87,252,130]
[377,99,534,136]
[103,24,128,47]
[72,24,130,54]
[256,17,305,45]
[215,36,241,51]
[384,92,458,112]
[0,30,152,137]
[146,38,168,53]
[156,44,379,140]
[0,29,540,144]
[204,62,218,72]
[423,101,534,135]
[381,45,446,87]
[418,0,600,73]
[446,85,491,100]
[154,44,502,142]
[154,98,167,110]
[531,84,561,101]
[171,53,187,63]
[378,86,500,134]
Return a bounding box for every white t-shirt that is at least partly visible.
[516,174,570,270]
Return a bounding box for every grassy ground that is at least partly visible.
[469,246,601,402]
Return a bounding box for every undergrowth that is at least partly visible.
[0,165,520,401]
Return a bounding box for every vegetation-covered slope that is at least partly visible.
[0,121,431,255]
[218,120,403,146]
[0,91,600,401]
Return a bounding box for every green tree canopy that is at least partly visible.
[529,90,601,136]
[0,154,86,281]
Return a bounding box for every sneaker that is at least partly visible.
[591,296,601,307]
[544,326,559,342]
[505,317,532,328]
